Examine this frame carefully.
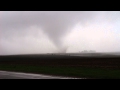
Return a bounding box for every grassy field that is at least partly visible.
[0,54,120,79]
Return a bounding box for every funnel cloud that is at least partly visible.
[0,11,120,55]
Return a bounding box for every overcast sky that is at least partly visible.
[0,11,120,55]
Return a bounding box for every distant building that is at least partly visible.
[80,50,96,53]
[81,50,88,53]
[89,50,96,53]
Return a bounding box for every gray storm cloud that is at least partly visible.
[0,11,120,55]
[0,11,98,47]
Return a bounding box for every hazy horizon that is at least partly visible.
[0,11,120,55]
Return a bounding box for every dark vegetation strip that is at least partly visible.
[0,64,120,79]
[0,55,120,79]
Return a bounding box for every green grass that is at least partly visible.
[0,64,120,79]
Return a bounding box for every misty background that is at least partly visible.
[0,11,120,55]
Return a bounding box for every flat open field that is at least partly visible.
[0,54,120,79]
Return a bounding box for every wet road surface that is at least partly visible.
[0,71,80,79]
